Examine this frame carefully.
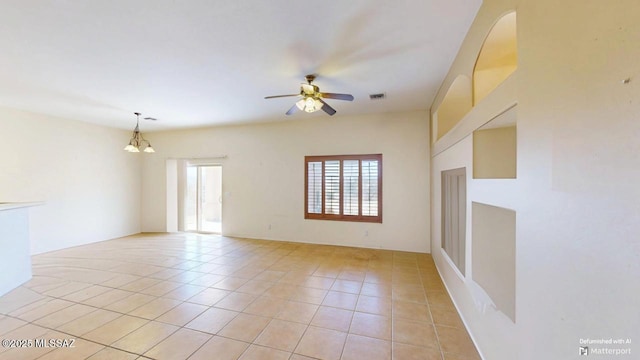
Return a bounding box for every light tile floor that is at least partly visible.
[0,233,481,360]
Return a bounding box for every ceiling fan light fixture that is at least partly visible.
[306,97,315,108]
[296,99,306,111]
[296,97,322,113]
[266,75,352,116]
[312,98,323,112]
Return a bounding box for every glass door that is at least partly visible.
[185,165,222,233]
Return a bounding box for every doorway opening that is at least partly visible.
[185,165,222,233]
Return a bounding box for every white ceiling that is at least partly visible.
[0,0,481,131]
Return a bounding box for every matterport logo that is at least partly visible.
[578,338,632,356]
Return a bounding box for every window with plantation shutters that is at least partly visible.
[305,154,382,223]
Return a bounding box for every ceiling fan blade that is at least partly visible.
[265,94,300,99]
[321,93,354,101]
[318,99,337,116]
[285,103,299,116]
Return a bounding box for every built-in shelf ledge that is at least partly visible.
[433,73,518,157]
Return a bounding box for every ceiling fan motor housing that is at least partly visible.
[301,83,320,96]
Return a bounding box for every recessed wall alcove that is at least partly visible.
[434,75,472,140]
[473,106,517,179]
[433,12,516,143]
[472,201,516,322]
[473,12,517,105]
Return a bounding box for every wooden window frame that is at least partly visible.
[304,154,382,223]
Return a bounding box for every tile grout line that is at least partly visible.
[2,235,475,360]
[418,258,446,360]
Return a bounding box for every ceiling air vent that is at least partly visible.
[369,93,386,100]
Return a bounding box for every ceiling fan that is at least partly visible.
[265,75,354,116]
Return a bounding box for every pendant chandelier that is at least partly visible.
[124,112,155,153]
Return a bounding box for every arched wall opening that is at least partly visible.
[473,12,517,105]
[435,75,472,140]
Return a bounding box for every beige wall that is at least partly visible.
[431,0,640,359]
[0,107,141,254]
[142,111,431,253]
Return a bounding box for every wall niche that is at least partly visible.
[472,201,516,322]
[473,106,517,179]
[473,12,517,105]
[434,75,472,140]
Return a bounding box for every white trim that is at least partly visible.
[440,247,465,281]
